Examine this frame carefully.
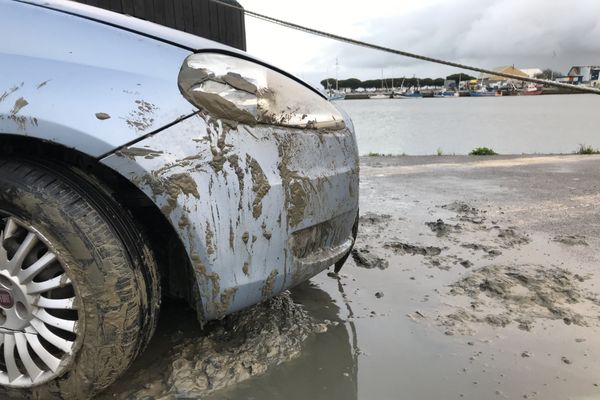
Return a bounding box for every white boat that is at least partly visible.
[434,89,459,98]
[328,92,346,101]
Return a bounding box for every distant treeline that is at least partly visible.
[321,73,477,89]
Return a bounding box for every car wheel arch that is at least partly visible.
[0,134,204,324]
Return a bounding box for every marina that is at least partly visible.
[325,65,598,100]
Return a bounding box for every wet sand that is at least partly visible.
[101,154,600,400]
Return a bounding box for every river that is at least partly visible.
[338,94,600,156]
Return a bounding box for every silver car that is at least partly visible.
[0,0,358,397]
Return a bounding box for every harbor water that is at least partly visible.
[338,94,600,156]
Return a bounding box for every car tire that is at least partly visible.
[0,158,160,399]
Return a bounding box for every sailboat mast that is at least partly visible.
[335,58,339,91]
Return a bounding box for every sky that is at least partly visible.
[241,0,600,88]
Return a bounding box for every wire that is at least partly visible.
[210,0,600,95]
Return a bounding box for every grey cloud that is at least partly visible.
[332,0,600,77]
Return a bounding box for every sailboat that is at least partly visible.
[396,77,422,98]
[327,58,346,101]
[370,69,390,99]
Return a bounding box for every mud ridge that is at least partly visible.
[496,228,531,248]
[441,201,479,215]
[116,293,328,399]
[351,247,389,270]
[359,212,392,225]
[425,218,461,237]
[384,241,442,256]
[461,242,502,257]
[439,264,600,335]
[552,234,589,246]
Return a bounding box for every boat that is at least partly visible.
[369,93,390,99]
[369,68,391,99]
[470,75,501,97]
[434,89,459,98]
[395,85,422,98]
[328,93,345,101]
[521,83,543,95]
[396,89,422,98]
[395,78,422,98]
[326,58,346,101]
[469,87,501,97]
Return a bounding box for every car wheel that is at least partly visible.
[0,158,160,399]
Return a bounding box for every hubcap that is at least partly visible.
[0,216,79,387]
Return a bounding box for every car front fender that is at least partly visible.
[0,0,197,157]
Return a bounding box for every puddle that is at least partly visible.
[101,291,331,399]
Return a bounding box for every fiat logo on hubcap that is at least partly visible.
[0,289,14,308]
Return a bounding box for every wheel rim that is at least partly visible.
[0,216,80,387]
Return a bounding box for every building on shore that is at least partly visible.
[556,66,600,87]
[521,68,543,79]
[482,66,529,86]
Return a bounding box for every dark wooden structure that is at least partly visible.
[75,0,246,50]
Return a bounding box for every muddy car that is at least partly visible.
[0,0,359,398]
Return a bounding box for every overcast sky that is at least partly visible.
[241,0,600,88]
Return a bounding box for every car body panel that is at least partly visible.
[0,0,199,157]
[101,113,359,320]
[15,0,238,54]
[2,0,360,322]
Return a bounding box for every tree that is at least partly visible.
[321,73,478,90]
[446,73,476,82]
[534,69,564,80]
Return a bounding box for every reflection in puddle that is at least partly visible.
[210,282,358,400]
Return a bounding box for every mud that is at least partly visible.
[118,147,164,159]
[425,218,461,236]
[101,292,329,400]
[359,212,392,225]
[351,247,389,270]
[36,80,50,89]
[275,138,317,228]
[0,83,22,103]
[95,112,111,120]
[261,270,278,299]
[190,91,256,128]
[10,97,28,115]
[104,155,600,400]
[247,156,271,219]
[126,99,157,132]
[383,241,442,256]
[553,234,589,246]
[496,228,531,247]
[440,264,600,335]
[222,72,258,94]
[460,242,502,257]
[165,173,200,213]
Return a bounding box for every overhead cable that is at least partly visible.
[210,0,600,95]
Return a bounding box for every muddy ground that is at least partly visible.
[101,154,600,400]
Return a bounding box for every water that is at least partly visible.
[338,94,600,156]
